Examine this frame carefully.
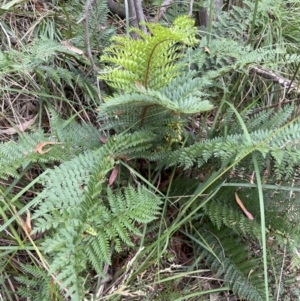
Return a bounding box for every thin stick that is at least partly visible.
[155,0,173,21]
[84,0,97,73]
[84,0,102,102]
[235,192,254,220]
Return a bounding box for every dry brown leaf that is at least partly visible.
[100,136,107,143]
[32,0,44,12]
[25,209,32,235]
[61,40,85,55]
[109,165,119,186]
[204,47,210,54]
[12,207,34,238]
[34,141,63,154]
[235,192,254,220]
[0,115,37,135]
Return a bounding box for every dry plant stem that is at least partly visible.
[0,22,12,49]
[276,245,286,301]
[7,277,19,301]
[84,0,97,73]
[155,0,173,21]
[196,0,223,27]
[236,63,300,113]
[197,6,208,27]
[129,0,148,37]
[250,98,300,115]
[84,0,102,101]
[249,66,300,94]
[96,263,111,297]
[107,1,126,18]
[189,0,194,17]
[128,0,138,27]
[286,62,300,93]
[108,0,155,23]
[135,0,147,34]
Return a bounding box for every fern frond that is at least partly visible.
[31,130,162,300]
[37,65,74,87]
[49,111,102,150]
[196,226,267,301]
[0,38,69,75]
[98,70,213,137]
[212,1,253,42]
[159,106,300,180]
[101,82,213,115]
[64,0,114,55]
[202,182,300,279]
[15,263,57,301]
[204,199,262,239]
[187,28,287,92]
[165,3,189,23]
[100,15,197,92]
[0,114,102,180]
[0,132,64,179]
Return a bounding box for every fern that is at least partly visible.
[155,104,300,180]
[198,181,300,277]
[212,1,253,42]
[15,263,59,301]
[186,35,285,84]
[95,10,300,300]
[4,4,300,299]
[164,2,189,23]
[30,130,161,300]
[63,0,114,55]
[0,36,99,109]
[98,16,213,142]
[0,38,73,75]
[195,225,267,301]
[0,112,102,180]
[203,199,262,239]
[100,15,197,92]
[100,71,212,115]
[211,0,279,45]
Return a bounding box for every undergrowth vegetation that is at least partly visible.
[1,0,300,300]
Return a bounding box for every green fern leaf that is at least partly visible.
[100,15,197,92]
[30,130,162,299]
[196,226,267,301]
